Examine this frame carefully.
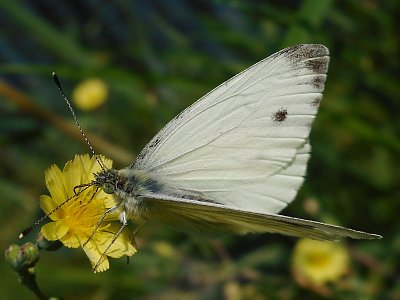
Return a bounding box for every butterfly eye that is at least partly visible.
[103,182,115,194]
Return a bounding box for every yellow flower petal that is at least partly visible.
[41,221,70,241]
[94,224,137,258]
[39,195,63,220]
[59,232,80,248]
[83,239,110,272]
[63,159,85,196]
[45,165,67,205]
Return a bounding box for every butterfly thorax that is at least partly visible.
[94,168,163,215]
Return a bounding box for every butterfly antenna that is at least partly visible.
[19,184,93,238]
[52,72,106,171]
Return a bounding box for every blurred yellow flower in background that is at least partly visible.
[72,78,108,111]
[40,154,136,272]
[292,238,349,287]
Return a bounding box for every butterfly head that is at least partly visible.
[94,169,120,194]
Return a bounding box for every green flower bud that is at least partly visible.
[5,244,21,270]
[16,243,40,270]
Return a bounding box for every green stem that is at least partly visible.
[19,267,48,300]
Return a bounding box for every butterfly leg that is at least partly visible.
[93,211,128,272]
[83,204,119,247]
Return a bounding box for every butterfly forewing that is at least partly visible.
[133,44,329,215]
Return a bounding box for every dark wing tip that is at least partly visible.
[271,44,329,76]
[281,44,329,58]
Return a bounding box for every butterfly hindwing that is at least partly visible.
[141,195,380,240]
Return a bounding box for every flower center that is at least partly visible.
[62,195,106,235]
[306,251,330,268]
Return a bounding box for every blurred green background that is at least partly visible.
[0,0,398,299]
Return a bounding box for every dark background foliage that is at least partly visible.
[0,0,398,299]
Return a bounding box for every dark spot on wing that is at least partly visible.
[305,57,329,73]
[311,75,325,89]
[272,108,288,122]
[310,97,321,107]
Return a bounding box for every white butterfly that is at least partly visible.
[92,44,380,241]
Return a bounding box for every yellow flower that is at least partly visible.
[72,78,108,111]
[292,238,349,286]
[40,154,136,272]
